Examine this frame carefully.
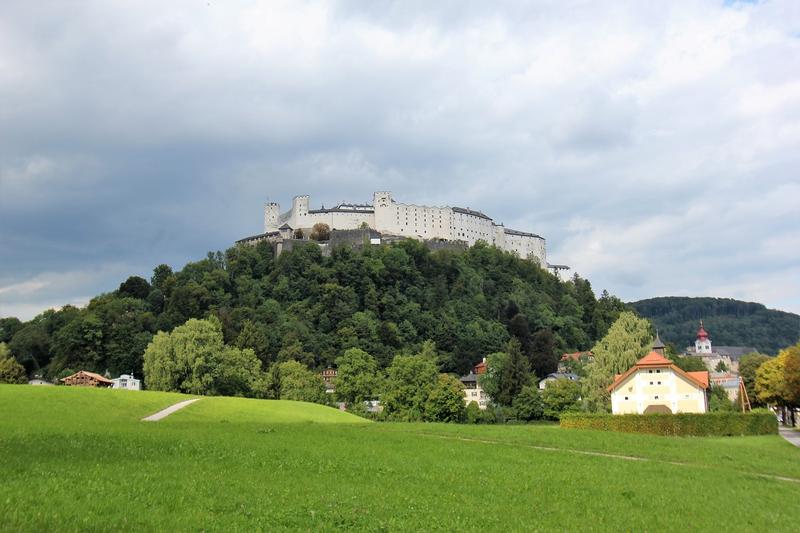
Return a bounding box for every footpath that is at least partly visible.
[141,398,201,421]
[778,427,800,448]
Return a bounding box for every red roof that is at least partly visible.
[697,320,709,340]
[560,351,593,362]
[608,351,709,392]
[473,361,487,375]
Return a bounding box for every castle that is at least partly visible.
[259,192,549,265]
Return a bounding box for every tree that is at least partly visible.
[235,320,272,366]
[0,343,27,384]
[755,354,786,407]
[541,379,582,419]
[583,312,652,412]
[118,276,151,300]
[781,342,800,408]
[310,223,331,241]
[335,348,381,405]
[714,360,729,373]
[273,360,328,404]
[739,353,771,407]
[293,228,305,239]
[382,355,438,421]
[513,385,545,421]
[530,328,558,380]
[708,384,735,412]
[671,354,707,372]
[424,374,466,422]
[465,401,482,424]
[479,339,531,407]
[143,317,261,397]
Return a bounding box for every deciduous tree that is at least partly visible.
[583,312,652,412]
[424,374,466,422]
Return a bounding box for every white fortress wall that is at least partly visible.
[262,192,547,265]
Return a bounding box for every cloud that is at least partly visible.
[1,0,799,319]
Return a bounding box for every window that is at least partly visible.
[654,395,659,400]
[649,381,653,385]
[624,396,629,400]
[657,381,662,385]
[656,369,661,373]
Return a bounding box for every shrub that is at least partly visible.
[559,410,777,437]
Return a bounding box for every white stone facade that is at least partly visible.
[112,374,141,391]
[265,192,547,265]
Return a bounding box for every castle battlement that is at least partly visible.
[256,192,549,266]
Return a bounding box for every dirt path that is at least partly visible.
[416,432,800,484]
[141,398,200,421]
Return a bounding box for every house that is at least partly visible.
[111,374,141,390]
[321,367,337,394]
[538,372,580,390]
[558,351,593,373]
[459,372,489,409]
[61,371,113,388]
[28,376,54,386]
[608,351,709,414]
[710,373,741,402]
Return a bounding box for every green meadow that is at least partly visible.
[1,386,799,532]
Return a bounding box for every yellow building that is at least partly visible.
[609,352,709,414]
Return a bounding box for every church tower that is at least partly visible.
[652,331,666,356]
[695,321,712,354]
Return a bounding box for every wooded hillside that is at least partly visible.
[0,241,626,381]
[629,296,799,355]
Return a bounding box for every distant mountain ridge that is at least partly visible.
[628,297,800,355]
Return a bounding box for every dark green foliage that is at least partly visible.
[560,410,778,436]
[513,385,545,421]
[118,276,151,300]
[3,240,622,386]
[0,343,27,383]
[671,354,707,372]
[739,353,771,408]
[629,296,800,355]
[530,328,558,379]
[541,379,582,419]
[708,384,736,412]
[465,401,482,424]
[424,374,466,423]
[382,355,438,421]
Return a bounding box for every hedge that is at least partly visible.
[559,410,777,437]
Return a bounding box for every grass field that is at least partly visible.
[1,386,799,531]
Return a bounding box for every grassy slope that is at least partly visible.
[1,386,799,532]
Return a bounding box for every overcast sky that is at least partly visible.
[1,0,799,320]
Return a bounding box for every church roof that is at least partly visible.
[697,320,709,340]
[608,351,709,392]
[652,332,665,350]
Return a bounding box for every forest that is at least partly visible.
[629,297,800,355]
[0,240,626,382]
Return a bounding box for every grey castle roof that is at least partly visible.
[308,202,375,215]
[504,228,544,239]
[452,206,493,221]
[236,231,280,244]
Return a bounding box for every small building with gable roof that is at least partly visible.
[61,370,113,388]
[608,351,709,414]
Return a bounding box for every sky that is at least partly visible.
[1,0,799,320]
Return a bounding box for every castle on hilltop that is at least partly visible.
[240,192,565,271]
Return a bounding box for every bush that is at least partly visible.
[559,410,777,437]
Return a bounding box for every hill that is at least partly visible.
[629,297,800,355]
[1,240,626,382]
[2,385,799,531]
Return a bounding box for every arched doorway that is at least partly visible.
[643,404,672,414]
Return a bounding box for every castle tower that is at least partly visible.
[695,321,712,354]
[264,202,280,233]
[373,191,393,232]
